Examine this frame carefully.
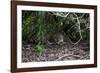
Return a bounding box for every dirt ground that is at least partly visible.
[22,42,90,62]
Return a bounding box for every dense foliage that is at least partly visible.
[22,10,90,52]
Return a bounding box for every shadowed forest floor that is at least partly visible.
[22,41,90,62]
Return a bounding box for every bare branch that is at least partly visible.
[72,13,82,44]
[56,53,81,61]
[52,12,70,18]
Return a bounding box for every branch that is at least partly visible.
[52,12,70,18]
[72,14,85,19]
[71,13,82,44]
[56,53,81,61]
